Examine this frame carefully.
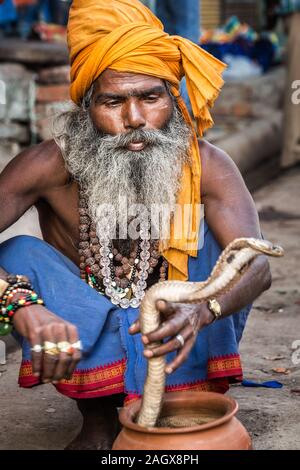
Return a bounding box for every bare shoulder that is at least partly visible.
[199,139,247,198]
[198,139,260,242]
[199,138,230,166]
[1,139,70,196]
[0,139,70,232]
[12,139,68,187]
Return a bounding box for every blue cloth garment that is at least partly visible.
[0,220,251,400]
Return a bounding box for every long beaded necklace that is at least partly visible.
[78,190,168,309]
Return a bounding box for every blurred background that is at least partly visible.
[0,0,299,450]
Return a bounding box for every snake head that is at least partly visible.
[247,238,284,257]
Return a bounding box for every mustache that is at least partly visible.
[94,116,181,149]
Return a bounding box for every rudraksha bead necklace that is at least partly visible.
[78,191,168,308]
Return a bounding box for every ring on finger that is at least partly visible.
[57,341,74,354]
[31,344,43,353]
[44,341,57,350]
[72,340,82,351]
[44,341,60,356]
[175,334,185,348]
[44,347,60,356]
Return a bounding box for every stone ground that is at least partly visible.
[0,166,299,450]
[231,165,300,450]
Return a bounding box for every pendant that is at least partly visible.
[125,287,133,300]
[112,287,127,299]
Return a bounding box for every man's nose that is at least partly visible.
[123,100,146,130]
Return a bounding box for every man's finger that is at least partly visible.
[165,337,195,374]
[144,325,193,359]
[28,322,43,377]
[65,324,81,379]
[65,350,81,380]
[129,319,141,335]
[142,314,184,345]
[156,300,176,316]
[142,301,191,344]
[41,325,59,382]
[52,324,72,383]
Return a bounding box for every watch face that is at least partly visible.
[209,299,221,317]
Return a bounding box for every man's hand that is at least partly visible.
[129,300,213,374]
[13,305,81,383]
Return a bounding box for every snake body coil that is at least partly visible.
[137,238,284,428]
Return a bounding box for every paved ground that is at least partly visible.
[231,165,300,450]
[0,166,299,450]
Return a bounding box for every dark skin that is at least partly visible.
[0,70,271,448]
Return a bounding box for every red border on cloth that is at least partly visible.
[19,358,126,396]
[124,377,230,406]
[18,353,242,399]
[208,353,243,380]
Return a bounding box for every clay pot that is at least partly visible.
[113,391,252,450]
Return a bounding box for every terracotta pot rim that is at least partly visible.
[119,391,239,434]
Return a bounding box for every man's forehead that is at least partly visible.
[93,69,167,95]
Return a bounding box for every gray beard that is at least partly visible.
[54,102,191,240]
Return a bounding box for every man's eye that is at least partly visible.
[144,95,159,102]
[106,101,121,107]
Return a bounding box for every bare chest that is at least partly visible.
[36,180,80,265]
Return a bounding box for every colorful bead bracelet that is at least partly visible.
[0,275,38,336]
[3,293,44,320]
[0,282,33,307]
[1,287,34,308]
[0,292,44,337]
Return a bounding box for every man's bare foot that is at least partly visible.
[64,395,124,450]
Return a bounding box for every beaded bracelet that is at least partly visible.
[0,292,45,337]
[0,273,33,300]
[5,293,44,318]
[0,282,34,307]
[1,287,33,308]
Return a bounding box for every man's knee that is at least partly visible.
[0,235,46,266]
[0,235,79,280]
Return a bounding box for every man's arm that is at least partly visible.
[0,139,68,234]
[198,140,271,316]
[0,141,81,382]
[130,141,271,373]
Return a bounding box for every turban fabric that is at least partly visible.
[67,0,226,281]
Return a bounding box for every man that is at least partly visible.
[0,0,271,450]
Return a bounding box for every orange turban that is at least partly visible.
[67,0,226,281]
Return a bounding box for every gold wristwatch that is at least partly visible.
[207,299,222,323]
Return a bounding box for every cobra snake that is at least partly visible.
[137,238,284,428]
